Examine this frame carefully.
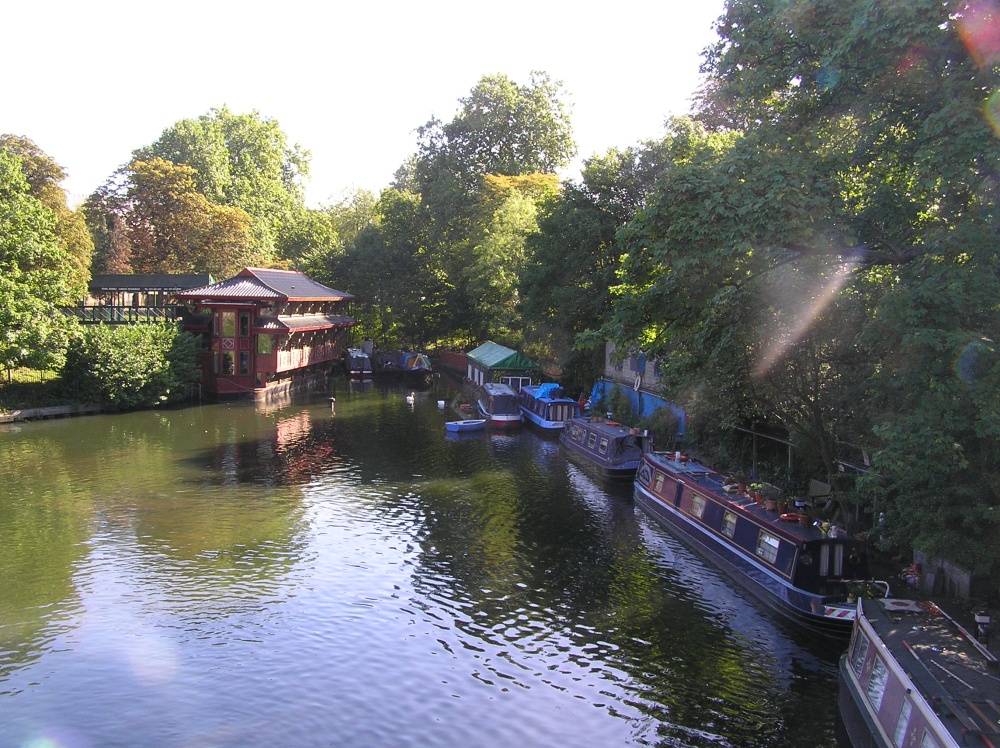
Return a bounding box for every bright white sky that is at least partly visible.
[4,0,726,207]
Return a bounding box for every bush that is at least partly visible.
[63,323,200,410]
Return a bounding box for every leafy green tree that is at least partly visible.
[608,0,1000,569]
[121,158,255,276]
[138,106,310,262]
[62,322,200,409]
[0,150,76,377]
[0,135,92,300]
[415,71,576,197]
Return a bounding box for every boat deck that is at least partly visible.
[644,453,828,543]
[860,597,1000,744]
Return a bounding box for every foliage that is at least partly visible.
[0,135,92,300]
[62,323,200,410]
[0,150,77,376]
[603,0,1000,571]
[138,106,310,260]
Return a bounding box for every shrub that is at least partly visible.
[63,323,200,409]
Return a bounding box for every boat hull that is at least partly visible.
[634,485,854,636]
[633,451,869,636]
[558,417,647,481]
[445,419,486,432]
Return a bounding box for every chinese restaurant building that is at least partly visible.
[174,268,355,401]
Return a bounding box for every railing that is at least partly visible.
[60,306,179,324]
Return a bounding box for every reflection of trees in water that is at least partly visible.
[397,434,821,747]
[0,434,91,683]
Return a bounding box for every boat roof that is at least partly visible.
[641,450,855,544]
[859,597,1000,744]
[466,341,536,371]
[569,416,646,440]
[480,381,517,395]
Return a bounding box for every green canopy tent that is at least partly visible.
[466,341,537,388]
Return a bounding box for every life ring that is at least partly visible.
[634,374,642,391]
[779,513,807,522]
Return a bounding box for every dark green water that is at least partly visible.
[0,380,846,747]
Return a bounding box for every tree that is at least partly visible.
[138,107,310,263]
[0,135,92,300]
[0,150,76,376]
[119,158,254,277]
[608,0,1000,569]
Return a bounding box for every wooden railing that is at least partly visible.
[60,306,180,324]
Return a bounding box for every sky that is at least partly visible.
[4,0,727,207]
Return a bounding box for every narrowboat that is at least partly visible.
[518,383,579,431]
[342,348,373,379]
[559,416,649,480]
[633,451,879,635]
[474,382,523,428]
[839,597,999,748]
[374,350,433,385]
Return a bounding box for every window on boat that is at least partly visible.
[819,543,845,576]
[850,633,869,678]
[653,472,664,494]
[691,495,706,519]
[755,532,780,564]
[866,658,889,711]
[919,731,940,748]
[722,511,737,537]
[588,433,598,449]
[892,700,912,747]
[599,437,609,454]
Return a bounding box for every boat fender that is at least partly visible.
[779,512,807,522]
[634,374,642,391]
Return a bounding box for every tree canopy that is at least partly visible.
[0,150,77,376]
[605,0,1000,571]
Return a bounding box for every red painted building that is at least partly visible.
[174,268,355,400]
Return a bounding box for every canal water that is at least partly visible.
[0,381,847,747]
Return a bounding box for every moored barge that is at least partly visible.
[633,451,877,635]
[559,416,649,480]
[518,383,579,431]
[838,597,999,748]
[474,382,523,429]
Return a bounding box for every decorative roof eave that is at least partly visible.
[252,314,356,335]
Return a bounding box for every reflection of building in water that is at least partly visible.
[175,268,355,401]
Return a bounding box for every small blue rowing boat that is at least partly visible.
[445,419,487,433]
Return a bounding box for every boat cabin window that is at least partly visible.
[587,433,597,449]
[866,658,889,711]
[755,532,780,564]
[721,511,737,538]
[598,437,609,454]
[919,731,941,748]
[819,543,845,576]
[653,472,664,494]
[691,495,706,519]
[850,634,869,678]
[893,700,912,746]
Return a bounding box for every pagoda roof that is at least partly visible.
[174,268,353,303]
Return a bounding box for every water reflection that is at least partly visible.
[0,382,846,747]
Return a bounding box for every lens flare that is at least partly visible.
[755,259,857,378]
[957,0,1000,68]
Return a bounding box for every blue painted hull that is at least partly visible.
[558,417,648,480]
[634,452,867,636]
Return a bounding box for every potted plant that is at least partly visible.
[760,483,780,511]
